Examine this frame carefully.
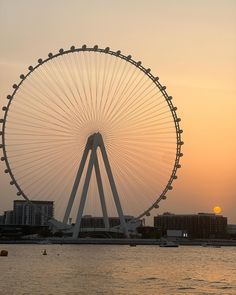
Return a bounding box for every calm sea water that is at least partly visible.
[0,244,235,295]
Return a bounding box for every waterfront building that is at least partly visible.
[0,214,4,225]
[3,210,14,225]
[80,215,134,228]
[13,200,54,226]
[154,212,228,239]
[227,224,236,238]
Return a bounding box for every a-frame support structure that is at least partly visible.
[63,132,129,238]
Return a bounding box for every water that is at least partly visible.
[0,244,236,295]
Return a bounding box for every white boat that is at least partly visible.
[159,241,179,247]
[201,243,221,248]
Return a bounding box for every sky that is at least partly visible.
[0,0,235,223]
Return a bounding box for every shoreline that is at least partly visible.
[1,238,236,246]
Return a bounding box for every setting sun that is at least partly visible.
[213,206,222,214]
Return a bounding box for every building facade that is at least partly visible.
[80,215,134,228]
[13,200,54,226]
[154,212,228,239]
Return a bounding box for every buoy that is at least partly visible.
[42,249,47,255]
[0,250,8,256]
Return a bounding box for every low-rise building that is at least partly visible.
[13,200,54,226]
[227,224,236,238]
[154,212,227,239]
[0,214,5,225]
[4,210,14,225]
[80,215,134,228]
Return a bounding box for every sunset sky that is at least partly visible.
[0,1,235,223]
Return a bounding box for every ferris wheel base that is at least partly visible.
[62,133,130,239]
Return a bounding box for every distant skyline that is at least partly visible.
[0,0,236,223]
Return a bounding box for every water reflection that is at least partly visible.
[0,245,235,294]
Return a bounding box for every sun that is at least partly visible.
[213,206,222,214]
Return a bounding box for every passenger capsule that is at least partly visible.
[93,45,98,51]
[146,212,151,216]
[146,68,151,73]
[173,107,177,111]
[10,181,14,185]
[12,84,18,89]
[2,107,7,111]
[180,141,184,145]
[178,153,183,157]
[116,50,121,55]
[48,53,53,58]
[173,175,178,179]
[0,119,4,123]
[82,44,87,50]
[162,196,167,200]
[0,144,3,148]
[154,77,159,81]
[7,95,12,100]
[38,58,43,64]
[167,96,173,100]
[154,204,159,209]
[4,169,9,173]
[20,74,25,79]
[70,46,75,51]
[136,61,142,66]
[104,47,110,53]
[176,164,181,168]
[17,191,22,196]
[0,131,2,135]
[176,118,181,122]
[178,129,183,133]
[126,55,132,60]
[59,48,64,54]
[168,185,173,190]
[28,66,33,71]
[1,157,5,161]
[161,86,166,91]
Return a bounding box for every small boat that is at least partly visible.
[202,243,221,248]
[159,241,179,248]
[42,249,47,255]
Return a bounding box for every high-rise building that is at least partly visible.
[13,200,54,226]
[154,212,227,239]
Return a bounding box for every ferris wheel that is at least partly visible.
[0,45,183,237]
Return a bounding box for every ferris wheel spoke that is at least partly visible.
[105,61,139,123]
[9,143,79,172]
[22,71,77,123]
[23,148,81,198]
[110,150,161,211]
[106,68,148,126]
[32,65,81,123]
[42,61,85,127]
[67,54,90,124]
[16,144,80,188]
[7,105,78,134]
[101,55,121,118]
[73,53,93,123]
[103,56,130,122]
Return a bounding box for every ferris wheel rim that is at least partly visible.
[0,44,183,220]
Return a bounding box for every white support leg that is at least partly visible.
[98,135,130,238]
[63,144,89,224]
[94,153,110,229]
[72,143,97,239]
[66,132,129,239]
